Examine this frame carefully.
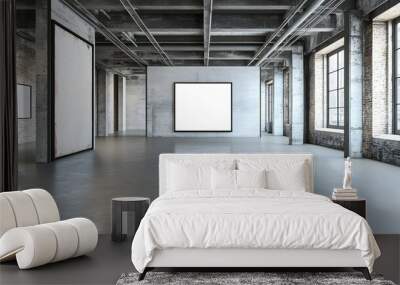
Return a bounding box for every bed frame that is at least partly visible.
[139,154,372,281]
[140,248,370,280]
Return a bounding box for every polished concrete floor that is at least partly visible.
[1,135,399,284]
[0,235,132,285]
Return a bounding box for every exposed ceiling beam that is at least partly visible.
[53,0,298,12]
[106,27,335,35]
[17,4,296,12]
[248,0,308,65]
[96,45,277,52]
[203,0,213,66]
[62,0,147,66]
[255,0,332,65]
[119,0,173,66]
[96,43,292,53]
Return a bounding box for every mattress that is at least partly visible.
[131,189,380,273]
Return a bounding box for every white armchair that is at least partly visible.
[0,189,98,269]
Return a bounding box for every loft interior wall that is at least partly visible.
[146,66,261,137]
[16,36,36,144]
[50,0,96,157]
[126,74,146,135]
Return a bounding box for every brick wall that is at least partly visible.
[363,20,400,167]
[314,130,344,150]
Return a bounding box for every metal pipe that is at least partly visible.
[272,0,343,60]
[262,0,343,68]
[119,0,173,66]
[62,0,147,67]
[255,0,326,66]
[203,0,213,66]
[248,0,309,65]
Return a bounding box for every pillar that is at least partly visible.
[35,0,50,162]
[344,11,363,157]
[290,45,304,144]
[118,76,126,132]
[96,69,107,136]
[272,67,284,136]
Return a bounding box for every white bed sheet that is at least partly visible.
[131,190,380,273]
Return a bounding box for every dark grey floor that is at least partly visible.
[2,135,398,284]
[0,235,132,285]
[0,235,398,285]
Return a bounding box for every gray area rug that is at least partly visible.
[116,272,396,285]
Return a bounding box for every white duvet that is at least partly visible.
[131,190,380,273]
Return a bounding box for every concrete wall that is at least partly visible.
[126,74,146,135]
[51,0,95,44]
[106,72,115,135]
[283,69,290,136]
[118,76,126,132]
[35,0,96,162]
[16,36,36,144]
[147,66,261,137]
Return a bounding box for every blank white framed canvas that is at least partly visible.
[53,22,93,158]
[17,84,32,119]
[174,82,232,132]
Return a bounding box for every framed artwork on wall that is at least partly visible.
[174,82,232,132]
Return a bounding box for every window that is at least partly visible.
[394,18,400,134]
[327,48,344,129]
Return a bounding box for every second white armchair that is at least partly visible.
[0,189,98,269]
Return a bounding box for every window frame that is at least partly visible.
[326,47,345,129]
[393,17,400,135]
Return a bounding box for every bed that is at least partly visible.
[131,154,380,280]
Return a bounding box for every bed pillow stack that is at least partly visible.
[237,158,309,192]
[166,157,310,192]
[166,160,235,192]
[211,169,267,190]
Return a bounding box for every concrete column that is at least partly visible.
[272,67,284,136]
[118,76,126,132]
[344,11,363,157]
[106,72,114,135]
[35,0,50,162]
[290,45,304,145]
[260,69,267,132]
[96,69,107,137]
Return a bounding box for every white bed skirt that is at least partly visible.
[148,248,366,268]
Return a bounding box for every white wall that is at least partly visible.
[147,66,261,137]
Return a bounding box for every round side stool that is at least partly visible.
[111,197,150,242]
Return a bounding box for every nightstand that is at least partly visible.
[332,199,366,218]
[111,197,150,242]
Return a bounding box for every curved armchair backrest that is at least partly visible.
[0,189,60,237]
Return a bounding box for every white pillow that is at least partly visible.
[211,169,236,190]
[211,169,268,190]
[167,163,211,191]
[236,169,267,189]
[237,159,308,191]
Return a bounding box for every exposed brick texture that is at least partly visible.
[363,20,400,167]
[314,130,344,150]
